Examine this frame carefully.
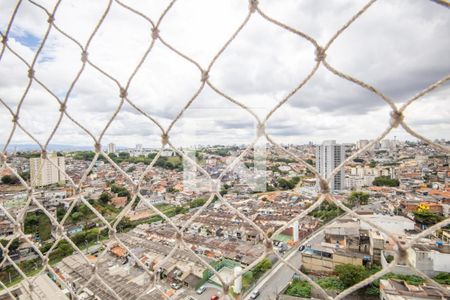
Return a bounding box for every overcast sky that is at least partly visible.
[0,0,449,149]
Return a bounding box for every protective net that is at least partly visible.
[0,0,449,299]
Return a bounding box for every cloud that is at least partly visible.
[0,0,448,148]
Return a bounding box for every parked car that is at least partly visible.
[210,296,219,300]
[196,286,206,294]
[250,290,260,299]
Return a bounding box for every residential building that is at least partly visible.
[108,143,116,154]
[316,140,345,191]
[29,153,66,187]
[379,279,447,300]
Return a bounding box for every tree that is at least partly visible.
[56,207,66,222]
[335,264,369,288]
[413,210,443,225]
[118,152,130,159]
[70,211,83,222]
[1,175,18,184]
[99,192,112,204]
[347,191,369,207]
[285,280,311,298]
[111,184,130,198]
[372,176,399,187]
[189,198,207,209]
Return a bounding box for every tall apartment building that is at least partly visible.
[108,143,116,154]
[30,153,67,187]
[316,140,345,191]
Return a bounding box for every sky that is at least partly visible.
[0,0,449,149]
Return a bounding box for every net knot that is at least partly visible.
[14,222,21,232]
[2,248,8,256]
[120,87,128,98]
[161,133,169,146]
[109,227,117,237]
[175,232,182,241]
[12,114,19,123]
[57,225,65,237]
[201,70,209,82]
[28,68,35,79]
[249,0,258,13]
[264,239,273,252]
[47,15,55,24]
[397,243,409,265]
[94,143,102,153]
[390,110,404,128]
[41,150,47,159]
[59,103,66,112]
[256,123,265,137]
[315,46,326,62]
[319,178,330,194]
[81,51,88,63]
[132,183,139,194]
[1,35,7,44]
[222,283,229,294]
[151,27,159,40]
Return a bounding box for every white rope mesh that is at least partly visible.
[0,0,449,299]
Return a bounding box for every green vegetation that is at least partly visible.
[117,205,189,232]
[433,272,450,285]
[197,259,241,289]
[0,238,20,259]
[99,192,112,204]
[39,227,109,264]
[189,198,207,209]
[209,148,230,157]
[317,276,345,292]
[372,176,399,187]
[110,184,130,199]
[0,258,43,289]
[335,264,371,288]
[241,258,273,290]
[309,202,344,223]
[273,158,296,164]
[413,210,444,225]
[383,273,424,286]
[276,176,300,190]
[71,151,183,170]
[24,211,52,241]
[15,152,41,159]
[1,175,19,185]
[314,263,426,297]
[284,279,311,298]
[347,191,369,207]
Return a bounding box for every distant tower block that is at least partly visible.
[233,266,242,294]
[293,220,299,242]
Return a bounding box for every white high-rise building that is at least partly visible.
[30,153,67,187]
[108,143,116,154]
[316,140,345,191]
